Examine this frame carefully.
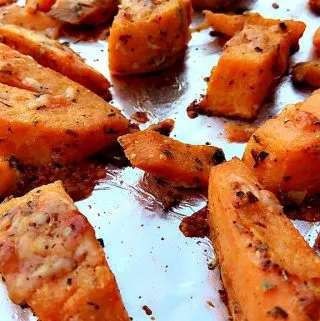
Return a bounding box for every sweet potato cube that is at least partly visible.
[26,0,118,25]
[292,60,320,88]
[118,130,225,187]
[0,25,110,98]
[0,83,128,165]
[243,89,320,201]
[0,4,62,39]
[209,158,320,321]
[199,18,305,118]
[0,181,130,321]
[109,0,192,75]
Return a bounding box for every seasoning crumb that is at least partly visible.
[131,111,149,124]
[272,2,279,9]
[207,300,215,308]
[97,238,105,248]
[142,305,153,316]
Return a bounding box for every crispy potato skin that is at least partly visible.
[0,83,128,165]
[292,61,320,88]
[26,0,118,25]
[0,181,129,321]
[0,4,62,39]
[118,130,225,187]
[0,25,110,98]
[243,90,320,200]
[109,0,192,75]
[209,158,320,321]
[199,16,305,119]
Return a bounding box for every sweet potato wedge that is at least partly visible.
[0,83,128,165]
[0,4,62,39]
[26,0,118,25]
[243,89,320,201]
[224,123,257,143]
[199,16,305,119]
[118,130,225,187]
[0,43,123,119]
[108,0,192,75]
[0,25,110,98]
[209,158,320,321]
[0,181,130,321]
[292,61,320,88]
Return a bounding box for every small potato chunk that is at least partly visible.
[199,17,305,119]
[0,25,110,98]
[0,4,62,39]
[313,27,320,51]
[109,0,192,75]
[0,181,130,321]
[209,158,320,321]
[292,61,320,88]
[26,0,118,25]
[0,83,128,165]
[118,130,225,187]
[224,123,258,143]
[243,89,320,202]
[310,0,320,12]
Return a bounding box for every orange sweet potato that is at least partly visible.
[209,158,320,321]
[109,0,192,75]
[243,89,320,201]
[0,83,128,165]
[196,12,305,46]
[0,181,130,321]
[310,0,320,12]
[292,61,320,88]
[313,27,320,51]
[224,123,258,143]
[0,4,62,39]
[0,43,120,117]
[199,17,305,119]
[26,0,118,25]
[118,130,225,187]
[0,25,110,98]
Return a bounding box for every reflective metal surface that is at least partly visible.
[1,0,320,320]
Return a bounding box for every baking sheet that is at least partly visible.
[0,0,320,320]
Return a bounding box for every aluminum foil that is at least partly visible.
[0,0,319,320]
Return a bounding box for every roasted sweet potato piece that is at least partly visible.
[243,89,320,201]
[199,17,305,119]
[0,4,62,39]
[209,158,320,321]
[26,0,118,25]
[313,27,320,51]
[118,130,225,187]
[0,43,121,118]
[0,83,128,165]
[292,61,320,88]
[310,0,320,12]
[0,25,110,98]
[0,181,130,321]
[224,123,257,143]
[109,0,192,75]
